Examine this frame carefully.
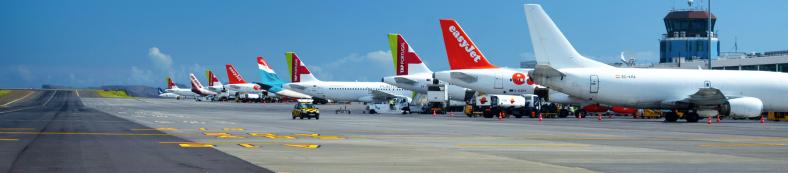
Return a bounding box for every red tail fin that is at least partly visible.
[210,71,221,85]
[167,77,176,89]
[207,71,215,86]
[225,64,247,84]
[440,19,496,70]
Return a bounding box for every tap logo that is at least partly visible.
[479,96,488,104]
[512,72,527,85]
[253,84,261,91]
[449,25,481,63]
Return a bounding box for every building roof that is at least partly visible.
[664,10,716,20]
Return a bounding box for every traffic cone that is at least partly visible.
[432,110,436,118]
[598,114,602,121]
[760,115,765,124]
[498,112,503,120]
[707,116,712,125]
[531,111,536,118]
[716,115,720,123]
[538,113,543,122]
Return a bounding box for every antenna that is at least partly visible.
[688,0,694,8]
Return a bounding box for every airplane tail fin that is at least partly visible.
[205,70,223,87]
[166,77,178,89]
[285,52,319,83]
[439,19,496,70]
[524,4,611,69]
[388,33,431,75]
[189,73,204,90]
[225,64,248,84]
[257,56,285,92]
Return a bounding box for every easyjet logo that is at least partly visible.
[449,25,480,62]
[229,66,243,81]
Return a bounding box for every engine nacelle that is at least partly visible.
[721,97,763,118]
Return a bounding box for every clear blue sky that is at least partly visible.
[1,0,786,88]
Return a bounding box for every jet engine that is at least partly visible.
[719,97,763,118]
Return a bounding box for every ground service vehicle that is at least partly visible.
[292,102,319,120]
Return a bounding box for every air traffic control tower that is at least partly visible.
[659,7,719,63]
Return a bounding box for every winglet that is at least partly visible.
[285,52,318,83]
[524,4,611,69]
[388,33,431,75]
[439,19,496,70]
[225,64,248,84]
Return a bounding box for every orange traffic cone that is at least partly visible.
[432,110,436,118]
[531,111,536,118]
[760,115,765,124]
[538,113,543,122]
[716,115,720,123]
[707,116,712,125]
[598,114,602,122]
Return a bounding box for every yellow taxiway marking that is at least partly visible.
[285,144,320,149]
[456,144,591,148]
[698,143,786,148]
[223,128,245,131]
[198,128,208,131]
[247,133,274,137]
[238,143,257,148]
[216,135,245,139]
[0,138,19,141]
[0,128,35,131]
[1,91,34,107]
[203,132,231,136]
[295,133,320,137]
[264,135,295,139]
[131,128,177,131]
[178,143,215,148]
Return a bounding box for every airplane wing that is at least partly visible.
[370,90,410,101]
[662,87,730,108]
[685,87,727,106]
[394,77,418,85]
[531,65,566,81]
[450,71,478,83]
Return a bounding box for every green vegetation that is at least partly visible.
[0,90,10,98]
[96,90,133,98]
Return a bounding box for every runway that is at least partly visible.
[0,91,270,173]
[78,97,788,173]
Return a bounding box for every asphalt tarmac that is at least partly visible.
[0,91,271,173]
[80,98,788,173]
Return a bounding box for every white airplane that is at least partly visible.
[523,4,788,122]
[189,73,218,96]
[158,88,180,98]
[381,33,472,102]
[224,64,263,93]
[432,19,583,104]
[255,56,312,99]
[282,52,413,103]
[164,77,198,97]
[205,69,226,93]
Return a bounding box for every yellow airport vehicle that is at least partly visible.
[767,112,788,121]
[292,101,319,120]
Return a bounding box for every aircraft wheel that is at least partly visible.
[664,112,678,122]
[685,112,700,123]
